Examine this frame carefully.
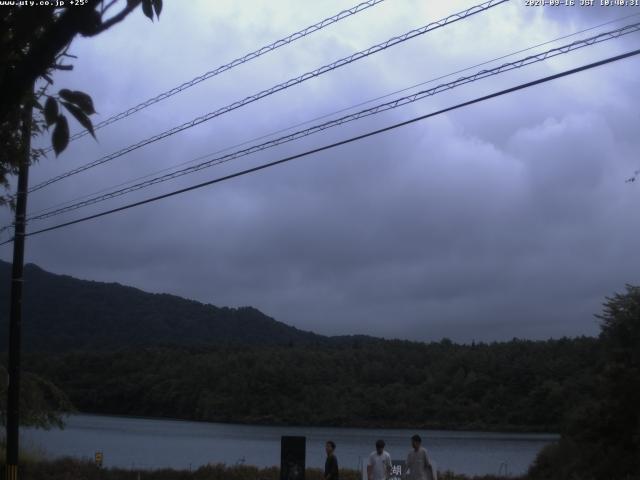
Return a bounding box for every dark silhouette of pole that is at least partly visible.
[6,86,33,480]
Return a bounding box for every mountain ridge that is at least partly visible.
[0,260,373,352]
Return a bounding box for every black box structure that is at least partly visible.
[281,435,306,480]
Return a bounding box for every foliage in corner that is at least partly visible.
[528,285,640,480]
[0,0,162,207]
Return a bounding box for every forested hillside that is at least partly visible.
[0,261,337,351]
[23,337,598,432]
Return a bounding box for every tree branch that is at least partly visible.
[0,0,142,124]
[101,0,120,15]
[86,0,142,37]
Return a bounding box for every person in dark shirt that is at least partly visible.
[324,440,339,480]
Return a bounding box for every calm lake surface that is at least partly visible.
[22,414,557,476]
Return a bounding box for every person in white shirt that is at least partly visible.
[405,434,436,480]
[368,439,392,480]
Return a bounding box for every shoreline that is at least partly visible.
[15,458,518,480]
[65,412,560,437]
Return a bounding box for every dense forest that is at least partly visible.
[22,337,598,432]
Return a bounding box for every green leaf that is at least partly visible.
[61,101,95,139]
[58,89,96,115]
[52,115,69,156]
[152,0,162,18]
[44,97,58,127]
[142,0,153,21]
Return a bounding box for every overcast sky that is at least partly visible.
[2,0,639,342]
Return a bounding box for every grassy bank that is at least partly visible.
[18,460,357,480]
[11,458,519,480]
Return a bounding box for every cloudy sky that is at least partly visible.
[2,0,639,342]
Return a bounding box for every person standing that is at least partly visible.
[325,440,339,480]
[368,439,392,480]
[405,434,436,480]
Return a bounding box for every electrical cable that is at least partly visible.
[40,0,388,153]
[18,22,640,225]
[23,11,640,220]
[28,0,508,194]
[1,47,636,245]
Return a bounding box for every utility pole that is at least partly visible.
[5,85,34,480]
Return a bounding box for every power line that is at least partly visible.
[19,22,640,225]
[4,15,637,233]
[23,11,640,221]
[40,0,388,153]
[28,0,508,194]
[2,47,637,245]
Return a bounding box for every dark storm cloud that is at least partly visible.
[2,0,639,342]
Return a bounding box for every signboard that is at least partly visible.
[389,460,405,480]
[94,451,103,468]
[361,459,405,480]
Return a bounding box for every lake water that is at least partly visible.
[22,414,557,477]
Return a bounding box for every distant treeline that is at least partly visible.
[23,337,598,432]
